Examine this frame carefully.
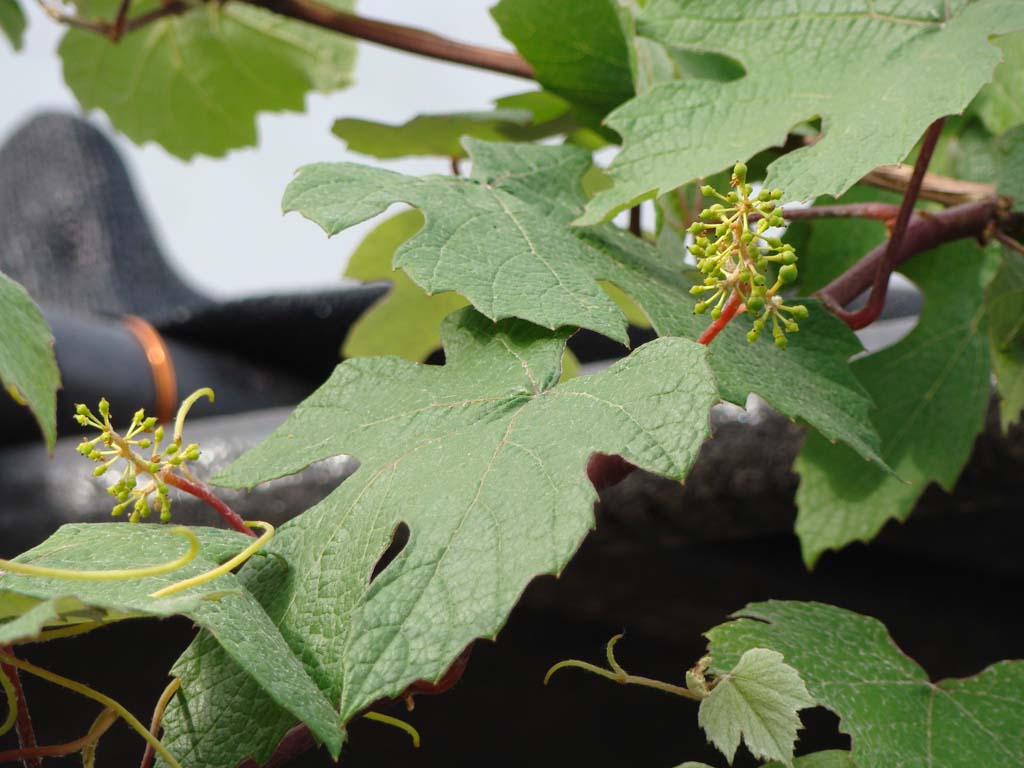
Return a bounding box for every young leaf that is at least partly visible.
[0,271,60,450]
[0,0,25,50]
[286,139,884,465]
[333,92,576,159]
[697,648,814,767]
[162,308,720,765]
[707,601,1024,768]
[58,0,357,159]
[794,241,997,566]
[581,0,1024,224]
[970,31,1024,135]
[0,524,344,756]
[491,0,634,128]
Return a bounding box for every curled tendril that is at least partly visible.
[0,665,15,738]
[363,711,421,748]
[150,521,274,598]
[0,650,182,768]
[544,634,703,701]
[686,162,807,348]
[74,388,212,523]
[0,527,199,581]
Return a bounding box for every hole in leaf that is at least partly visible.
[370,522,410,583]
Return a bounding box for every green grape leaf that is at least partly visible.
[160,308,720,765]
[676,752,854,768]
[971,31,1024,135]
[794,241,997,566]
[58,0,356,159]
[580,0,1024,224]
[286,139,884,465]
[333,91,576,159]
[342,209,467,361]
[697,648,814,767]
[0,0,25,50]
[0,524,343,756]
[491,0,634,127]
[994,125,1024,208]
[987,248,1024,429]
[707,601,1024,768]
[0,272,61,451]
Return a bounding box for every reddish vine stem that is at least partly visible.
[52,0,534,79]
[824,118,945,330]
[816,198,999,312]
[160,472,256,537]
[697,291,744,345]
[629,206,642,236]
[751,202,902,223]
[0,708,117,762]
[0,647,41,768]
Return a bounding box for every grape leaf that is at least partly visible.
[794,241,997,566]
[0,0,25,50]
[678,753,853,768]
[491,0,633,128]
[286,138,884,465]
[0,524,344,756]
[994,126,1024,208]
[971,31,1024,135]
[342,209,468,361]
[707,601,1024,768]
[160,308,720,765]
[0,271,61,451]
[987,248,1024,429]
[333,92,576,160]
[697,648,814,767]
[58,0,356,159]
[580,0,1024,224]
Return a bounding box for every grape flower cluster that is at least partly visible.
[74,392,208,522]
[686,162,808,348]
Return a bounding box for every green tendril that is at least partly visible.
[0,527,199,581]
[363,711,421,748]
[544,634,703,701]
[0,665,15,738]
[150,521,273,598]
[688,162,805,347]
[0,650,182,768]
[173,388,214,445]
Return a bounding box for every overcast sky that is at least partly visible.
[0,1,525,300]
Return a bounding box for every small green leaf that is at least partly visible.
[697,648,814,767]
[59,0,357,159]
[0,524,343,756]
[491,0,634,127]
[0,271,60,450]
[794,241,997,566]
[333,92,576,160]
[676,753,854,768]
[707,601,1024,768]
[0,0,25,50]
[581,0,1024,224]
[971,31,1024,134]
[162,309,721,764]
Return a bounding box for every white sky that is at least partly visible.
[0,1,524,300]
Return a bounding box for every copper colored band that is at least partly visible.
[122,315,178,424]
